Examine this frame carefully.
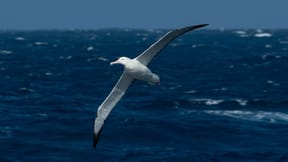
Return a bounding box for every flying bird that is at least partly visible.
[93,24,208,148]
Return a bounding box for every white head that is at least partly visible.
[110,57,131,66]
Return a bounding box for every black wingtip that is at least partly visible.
[93,127,103,149]
[195,24,209,28]
[180,24,209,33]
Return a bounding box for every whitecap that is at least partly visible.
[34,42,49,45]
[15,37,25,41]
[168,84,182,90]
[45,72,54,76]
[239,34,250,38]
[169,43,178,47]
[275,55,281,59]
[256,29,263,33]
[254,33,272,38]
[192,44,205,48]
[87,46,94,51]
[266,80,274,84]
[189,98,224,106]
[204,110,288,123]
[0,50,13,55]
[266,80,280,86]
[265,44,272,48]
[38,113,48,117]
[261,54,269,60]
[18,87,36,93]
[141,37,148,41]
[229,65,235,69]
[234,30,246,35]
[234,30,249,37]
[97,57,109,62]
[234,99,248,106]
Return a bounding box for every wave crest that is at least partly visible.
[204,110,288,123]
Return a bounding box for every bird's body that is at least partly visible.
[93,24,208,148]
[118,57,160,85]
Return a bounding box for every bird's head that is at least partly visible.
[110,57,131,66]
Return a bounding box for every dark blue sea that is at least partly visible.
[1,28,288,161]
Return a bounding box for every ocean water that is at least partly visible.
[0,28,288,161]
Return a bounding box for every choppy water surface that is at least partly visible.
[1,29,288,161]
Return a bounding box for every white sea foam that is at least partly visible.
[45,72,54,76]
[188,98,248,106]
[170,43,178,47]
[0,50,13,55]
[265,44,272,48]
[256,29,263,33]
[15,37,25,41]
[97,57,109,62]
[141,37,148,41]
[234,30,249,37]
[204,110,288,123]
[192,44,205,48]
[254,33,272,38]
[266,80,280,86]
[189,98,224,106]
[18,87,36,93]
[38,113,48,117]
[234,99,248,106]
[168,84,182,90]
[34,42,49,45]
[234,30,246,35]
[87,46,94,51]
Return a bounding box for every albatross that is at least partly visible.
[93,24,208,148]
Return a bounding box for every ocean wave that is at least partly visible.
[15,37,25,41]
[188,98,248,106]
[86,46,94,51]
[254,33,272,38]
[203,110,288,123]
[0,50,13,55]
[34,42,49,45]
[234,30,250,37]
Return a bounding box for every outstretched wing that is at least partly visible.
[93,72,133,148]
[135,24,208,66]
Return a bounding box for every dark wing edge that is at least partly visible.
[93,126,103,148]
[93,73,134,148]
[135,24,208,66]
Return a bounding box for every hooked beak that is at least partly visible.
[110,60,119,66]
